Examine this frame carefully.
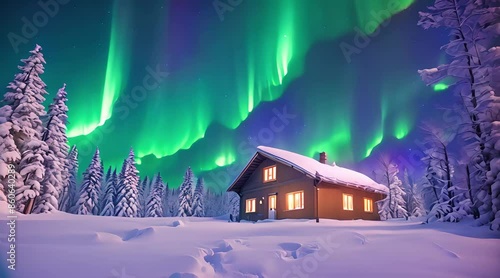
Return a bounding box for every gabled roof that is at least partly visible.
[227,146,388,195]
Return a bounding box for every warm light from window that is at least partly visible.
[286,191,304,210]
[263,165,277,182]
[246,198,256,213]
[364,198,373,212]
[343,194,353,211]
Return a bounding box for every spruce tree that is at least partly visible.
[228,191,240,220]
[75,149,102,215]
[59,145,78,212]
[377,159,408,220]
[115,149,140,217]
[192,177,205,217]
[1,45,50,213]
[177,167,194,217]
[161,182,170,216]
[34,84,70,213]
[145,173,164,217]
[138,176,149,217]
[100,169,117,216]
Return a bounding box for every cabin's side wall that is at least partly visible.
[239,158,315,221]
[317,182,384,220]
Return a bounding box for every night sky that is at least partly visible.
[0,0,453,191]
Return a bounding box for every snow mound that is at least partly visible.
[169,273,199,278]
[122,227,157,241]
[172,220,185,227]
[277,242,320,260]
[93,232,122,244]
[432,242,460,259]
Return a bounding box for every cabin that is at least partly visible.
[227,146,388,222]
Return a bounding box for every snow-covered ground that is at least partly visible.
[1,209,499,278]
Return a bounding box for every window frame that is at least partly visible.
[286,190,304,211]
[364,198,373,213]
[245,198,256,213]
[263,165,277,183]
[342,193,354,211]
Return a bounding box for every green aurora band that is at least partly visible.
[63,0,418,189]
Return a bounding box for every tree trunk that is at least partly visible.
[23,197,35,214]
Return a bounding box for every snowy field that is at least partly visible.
[1,209,499,278]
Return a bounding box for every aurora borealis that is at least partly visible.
[1,0,451,191]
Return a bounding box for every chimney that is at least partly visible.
[319,152,327,164]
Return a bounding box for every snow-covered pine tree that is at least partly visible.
[59,145,78,212]
[34,84,70,213]
[421,124,458,222]
[192,177,205,217]
[100,169,117,216]
[75,149,102,215]
[161,182,169,216]
[418,0,500,229]
[403,169,426,218]
[167,187,179,216]
[202,187,213,217]
[228,191,240,221]
[1,45,50,213]
[377,158,408,220]
[114,149,140,217]
[104,166,112,182]
[138,176,149,217]
[145,173,164,217]
[98,166,112,211]
[422,162,440,213]
[177,167,194,217]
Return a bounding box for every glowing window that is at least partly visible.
[343,194,353,211]
[286,191,304,210]
[263,165,277,183]
[364,198,373,212]
[245,198,256,213]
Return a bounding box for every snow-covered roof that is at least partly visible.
[255,146,388,194]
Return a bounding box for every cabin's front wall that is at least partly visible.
[317,182,384,220]
[239,158,315,221]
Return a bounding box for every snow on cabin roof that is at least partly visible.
[257,146,388,194]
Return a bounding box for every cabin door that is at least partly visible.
[268,195,277,219]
